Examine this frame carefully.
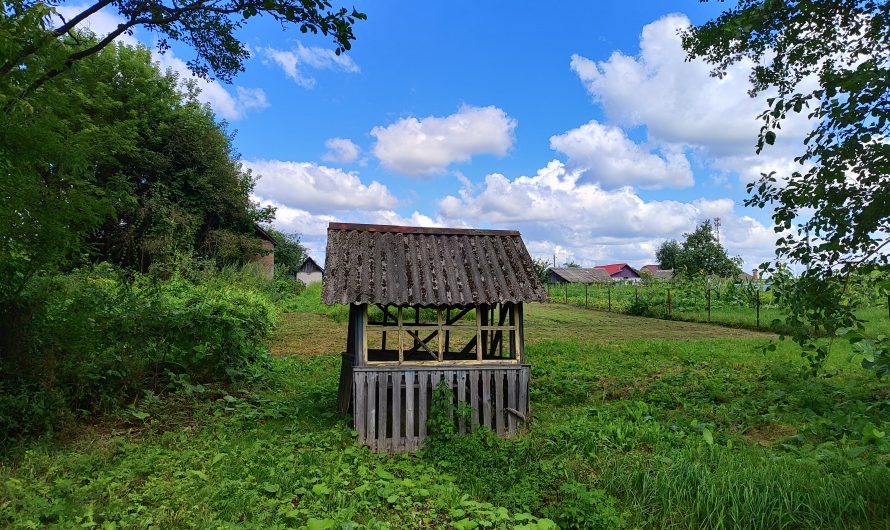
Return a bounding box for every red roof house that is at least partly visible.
[594,263,641,281]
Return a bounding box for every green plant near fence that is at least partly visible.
[543,276,866,331]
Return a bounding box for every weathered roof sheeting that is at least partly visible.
[322,223,547,306]
[549,268,611,283]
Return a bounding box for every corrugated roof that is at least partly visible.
[550,268,611,283]
[641,265,673,280]
[322,223,547,306]
[595,263,640,277]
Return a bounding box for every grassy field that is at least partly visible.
[545,281,890,333]
[2,296,889,529]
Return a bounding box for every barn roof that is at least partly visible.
[550,267,611,283]
[595,263,640,277]
[254,224,277,246]
[299,256,324,274]
[322,223,547,306]
[641,265,674,280]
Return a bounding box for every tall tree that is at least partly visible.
[0,0,365,106]
[265,227,306,276]
[683,1,889,375]
[655,239,681,270]
[676,221,743,278]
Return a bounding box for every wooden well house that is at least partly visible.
[322,222,546,453]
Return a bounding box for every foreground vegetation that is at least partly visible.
[2,295,888,529]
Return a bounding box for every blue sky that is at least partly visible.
[61,1,812,270]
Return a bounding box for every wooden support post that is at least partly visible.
[564,282,568,304]
[381,305,387,352]
[756,289,761,328]
[397,307,404,363]
[707,288,711,323]
[667,288,672,317]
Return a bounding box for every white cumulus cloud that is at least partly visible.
[550,120,693,189]
[246,160,397,214]
[259,43,359,88]
[371,105,517,177]
[322,137,361,164]
[437,160,778,269]
[570,13,813,183]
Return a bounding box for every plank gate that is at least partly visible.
[352,366,530,453]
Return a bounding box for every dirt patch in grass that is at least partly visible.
[743,423,798,447]
[271,313,346,356]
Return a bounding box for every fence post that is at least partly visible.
[608,285,612,312]
[585,283,589,308]
[756,289,761,328]
[667,288,672,317]
[707,288,711,323]
[564,282,568,304]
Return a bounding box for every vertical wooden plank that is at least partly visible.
[366,372,377,451]
[398,307,404,363]
[355,372,366,444]
[516,303,526,364]
[469,369,479,429]
[437,308,444,361]
[507,369,517,435]
[508,303,516,361]
[361,304,368,366]
[457,371,467,434]
[475,306,483,361]
[482,369,492,430]
[392,371,402,451]
[418,370,428,439]
[519,367,529,422]
[405,371,415,447]
[377,371,388,453]
[495,369,505,435]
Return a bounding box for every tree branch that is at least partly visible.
[0,0,116,77]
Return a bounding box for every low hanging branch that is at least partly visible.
[1,0,366,107]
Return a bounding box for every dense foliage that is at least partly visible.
[266,227,308,277]
[0,264,301,440]
[657,220,743,278]
[655,239,680,270]
[0,35,309,439]
[0,0,365,106]
[683,0,890,376]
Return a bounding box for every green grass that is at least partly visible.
[545,282,890,336]
[2,302,889,529]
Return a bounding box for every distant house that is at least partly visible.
[249,224,277,279]
[549,267,611,284]
[640,264,674,281]
[297,256,324,285]
[594,263,641,282]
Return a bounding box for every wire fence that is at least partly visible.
[545,281,782,330]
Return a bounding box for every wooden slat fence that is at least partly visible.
[353,365,530,453]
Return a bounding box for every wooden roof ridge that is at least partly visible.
[322,222,546,306]
[328,222,520,237]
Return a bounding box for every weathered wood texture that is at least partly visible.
[352,365,530,453]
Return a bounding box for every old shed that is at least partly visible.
[322,222,546,452]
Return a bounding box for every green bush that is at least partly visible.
[0,264,278,441]
[543,481,627,530]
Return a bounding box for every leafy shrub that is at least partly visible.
[543,481,626,530]
[0,263,278,441]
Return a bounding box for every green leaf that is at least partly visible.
[311,483,331,495]
[764,131,776,145]
[702,428,714,446]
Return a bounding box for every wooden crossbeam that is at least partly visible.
[404,329,437,359]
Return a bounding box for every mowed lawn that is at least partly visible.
[2,301,889,529]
